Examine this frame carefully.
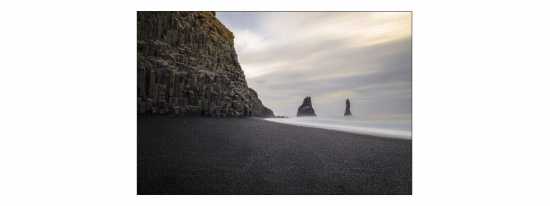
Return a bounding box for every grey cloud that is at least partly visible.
[218,12,411,119]
[216,12,264,32]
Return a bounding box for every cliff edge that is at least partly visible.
[137,11,273,117]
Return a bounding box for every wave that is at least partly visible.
[263,117,411,139]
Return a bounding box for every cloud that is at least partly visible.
[218,12,411,119]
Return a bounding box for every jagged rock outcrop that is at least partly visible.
[297,96,316,117]
[344,98,352,116]
[137,11,273,117]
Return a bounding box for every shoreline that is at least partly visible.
[262,117,412,139]
[138,116,411,194]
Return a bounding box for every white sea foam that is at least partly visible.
[263,116,412,139]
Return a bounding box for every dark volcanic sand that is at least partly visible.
[138,116,411,195]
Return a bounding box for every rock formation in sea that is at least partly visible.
[344,98,352,116]
[297,96,316,117]
[137,11,273,117]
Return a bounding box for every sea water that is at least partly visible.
[264,116,412,139]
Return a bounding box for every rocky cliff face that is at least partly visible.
[137,11,273,117]
[344,98,352,116]
[297,96,316,117]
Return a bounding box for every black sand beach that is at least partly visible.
[138,116,411,195]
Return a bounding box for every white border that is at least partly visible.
[1,0,550,205]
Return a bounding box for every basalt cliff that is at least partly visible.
[137,11,273,117]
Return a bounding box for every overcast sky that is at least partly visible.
[218,12,411,120]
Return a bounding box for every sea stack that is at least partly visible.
[137,11,273,117]
[344,98,352,116]
[297,96,316,117]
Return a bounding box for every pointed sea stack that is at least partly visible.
[344,98,352,116]
[137,12,273,117]
[297,96,316,117]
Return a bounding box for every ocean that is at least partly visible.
[264,116,412,139]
